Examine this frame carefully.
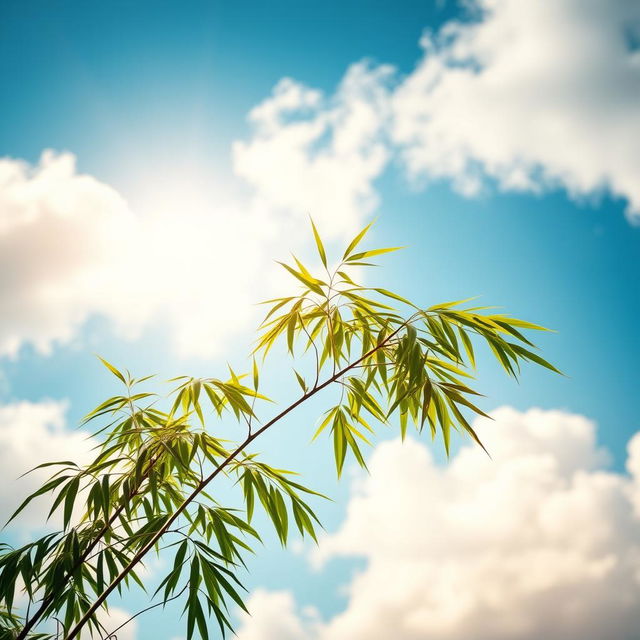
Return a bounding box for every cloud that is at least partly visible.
[3,0,638,359]
[235,590,319,640]
[0,148,368,360]
[0,151,275,358]
[236,407,640,640]
[235,0,640,220]
[392,0,640,218]
[97,606,137,640]
[0,400,93,530]
[0,151,131,357]
[232,62,395,239]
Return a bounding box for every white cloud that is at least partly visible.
[0,151,131,357]
[238,407,640,640]
[235,590,319,640]
[392,0,640,218]
[0,400,93,530]
[235,0,640,220]
[97,605,137,640]
[0,148,366,360]
[233,62,395,239]
[0,151,274,358]
[0,129,388,358]
[3,0,638,360]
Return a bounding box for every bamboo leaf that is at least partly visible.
[97,356,126,384]
[342,221,373,259]
[347,246,403,262]
[310,218,328,268]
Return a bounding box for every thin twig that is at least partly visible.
[102,583,189,640]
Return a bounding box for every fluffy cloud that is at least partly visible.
[0,148,365,360]
[235,590,319,640]
[3,0,638,359]
[0,151,131,357]
[236,0,640,220]
[0,151,272,358]
[236,407,640,640]
[0,400,92,529]
[97,606,137,640]
[392,0,640,217]
[233,62,394,239]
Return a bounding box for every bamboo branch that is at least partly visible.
[63,325,405,640]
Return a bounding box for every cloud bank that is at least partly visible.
[0,151,131,357]
[392,0,640,214]
[0,151,267,358]
[233,62,394,238]
[2,0,638,359]
[236,407,640,640]
[0,149,352,360]
[237,0,640,218]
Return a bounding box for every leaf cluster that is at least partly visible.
[0,219,559,640]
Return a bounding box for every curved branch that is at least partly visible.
[63,322,409,640]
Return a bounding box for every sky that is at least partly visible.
[1,0,640,638]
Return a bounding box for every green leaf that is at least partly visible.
[287,313,297,354]
[373,288,416,308]
[347,246,403,262]
[5,476,68,526]
[293,370,308,393]
[333,418,347,478]
[97,356,126,384]
[310,218,328,268]
[342,221,373,259]
[312,407,337,441]
[186,556,202,640]
[252,357,259,390]
[277,261,324,296]
[458,326,476,368]
[509,343,564,374]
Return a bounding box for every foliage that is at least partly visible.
[0,221,558,640]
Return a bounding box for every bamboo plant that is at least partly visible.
[0,221,559,640]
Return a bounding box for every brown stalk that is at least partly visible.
[63,326,404,640]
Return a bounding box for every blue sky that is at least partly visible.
[1,1,640,639]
